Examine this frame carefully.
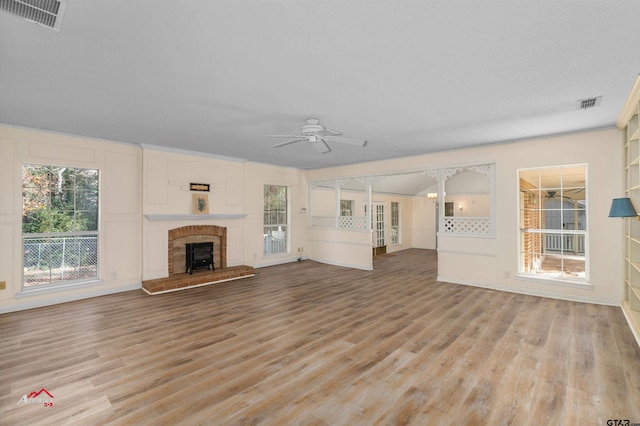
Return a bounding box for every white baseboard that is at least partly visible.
[621,303,640,349]
[255,255,371,271]
[254,256,307,268]
[436,275,619,307]
[0,283,142,314]
[312,258,373,271]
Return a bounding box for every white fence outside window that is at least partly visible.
[263,228,287,255]
[23,234,98,286]
[544,234,585,254]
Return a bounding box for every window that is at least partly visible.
[340,199,354,216]
[263,185,288,255]
[391,202,400,244]
[444,202,454,217]
[518,165,587,282]
[22,164,99,288]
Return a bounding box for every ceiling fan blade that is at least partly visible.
[325,135,367,146]
[318,127,341,136]
[269,134,303,138]
[271,138,306,148]
[312,140,331,153]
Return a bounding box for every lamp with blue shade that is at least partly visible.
[608,198,638,218]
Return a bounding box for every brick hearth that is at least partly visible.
[142,224,255,295]
[142,266,255,295]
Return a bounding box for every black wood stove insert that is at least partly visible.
[185,242,214,274]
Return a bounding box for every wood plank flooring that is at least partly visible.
[1,248,639,425]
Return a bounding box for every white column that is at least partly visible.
[489,164,496,235]
[308,181,315,227]
[574,200,579,253]
[438,171,446,235]
[335,181,341,228]
[366,181,372,232]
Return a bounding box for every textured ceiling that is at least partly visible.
[1,1,639,170]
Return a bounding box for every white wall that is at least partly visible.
[489,129,622,305]
[444,170,491,217]
[0,126,142,312]
[308,227,373,270]
[242,161,308,267]
[0,127,308,312]
[0,125,624,311]
[445,194,491,217]
[412,196,437,249]
[142,147,248,279]
[312,188,341,216]
[141,147,309,279]
[306,128,624,306]
[308,187,414,269]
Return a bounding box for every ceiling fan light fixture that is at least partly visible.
[301,124,324,135]
[268,118,366,154]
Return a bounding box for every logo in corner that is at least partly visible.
[17,388,54,407]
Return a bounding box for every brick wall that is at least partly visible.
[168,225,227,275]
[520,178,542,272]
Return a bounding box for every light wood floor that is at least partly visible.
[1,249,639,425]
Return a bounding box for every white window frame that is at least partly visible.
[517,164,589,285]
[340,199,354,216]
[391,201,400,244]
[372,202,385,248]
[263,184,289,256]
[21,164,100,291]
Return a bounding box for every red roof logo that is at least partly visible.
[27,388,54,399]
[17,387,55,406]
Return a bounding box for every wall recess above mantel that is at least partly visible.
[144,214,247,221]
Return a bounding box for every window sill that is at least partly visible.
[515,274,592,290]
[16,279,104,298]
[263,252,290,258]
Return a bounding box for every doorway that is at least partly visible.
[372,202,386,255]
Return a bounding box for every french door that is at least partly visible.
[372,202,385,248]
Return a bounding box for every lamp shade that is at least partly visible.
[608,197,638,217]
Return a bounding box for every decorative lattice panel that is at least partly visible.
[312,216,367,229]
[442,218,492,235]
[311,216,338,228]
[339,216,367,229]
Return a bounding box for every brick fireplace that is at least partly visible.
[168,225,226,274]
[142,225,255,295]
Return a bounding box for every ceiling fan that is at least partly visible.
[545,190,572,200]
[269,118,367,153]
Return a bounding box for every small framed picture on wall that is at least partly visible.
[192,193,209,214]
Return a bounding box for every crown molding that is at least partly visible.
[617,74,640,129]
[139,143,248,163]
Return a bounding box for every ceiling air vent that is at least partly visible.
[576,96,602,110]
[0,0,67,31]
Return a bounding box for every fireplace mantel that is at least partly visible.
[144,213,246,221]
